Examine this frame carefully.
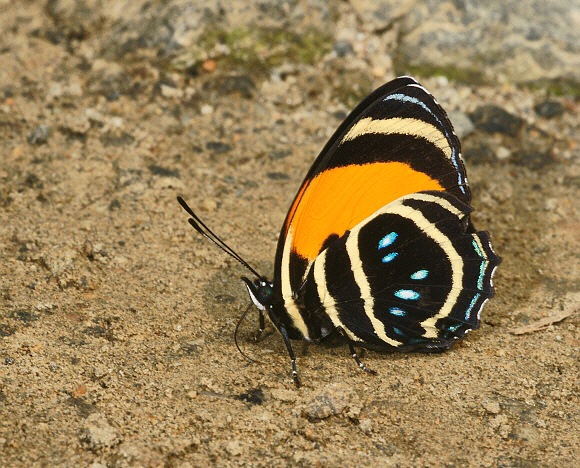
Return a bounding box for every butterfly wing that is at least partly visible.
[274,77,471,331]
[301,191,500,349]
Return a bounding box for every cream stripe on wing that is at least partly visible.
[280,228,311,340]
[344,231,403,347]
[312,249,362,342]
[342,117,451,160]
[403,191,463,217]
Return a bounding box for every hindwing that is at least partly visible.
[301,191,499,349]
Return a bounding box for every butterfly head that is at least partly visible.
[241,276,275,311]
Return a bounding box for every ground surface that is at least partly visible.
[1,1,579,467]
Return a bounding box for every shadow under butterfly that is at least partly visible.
[178,76,501,388]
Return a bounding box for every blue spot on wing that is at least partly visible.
[383,94,436,120]
[382,252,398,263]
[410,269,428,280]
[378,232,397,249]
[389,307,406,316]
[394,289,420,300]
[472,239,488,290]
[464,293,480,321]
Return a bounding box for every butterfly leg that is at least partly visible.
[251,310,266,343]
[337,327,377,376]
[278,324,301,388]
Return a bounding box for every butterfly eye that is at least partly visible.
[256,283,274,306]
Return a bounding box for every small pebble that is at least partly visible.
[303,382,355,420]
[333,39,354,57]
[544,198,558,211]
[225,439,242,456]
[482,400,501,414]
[359,418,373,434]
[200,199,217,212]
[205,141,231,153]
[160,84,183,98]
[201,104,214,115]
[79,413,121,449]
[495,146,511,160]
[27,125,51,145]
[202,60,217,72]
[469,105,524,137]
[82,240,94,259]
[534,100,563,119]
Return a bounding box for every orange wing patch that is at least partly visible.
[286,162,444,262]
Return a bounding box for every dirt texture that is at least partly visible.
[1,1,579,467]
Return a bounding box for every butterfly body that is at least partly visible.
[178,76,500,386]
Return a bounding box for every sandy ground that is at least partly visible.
[1,2,579,467]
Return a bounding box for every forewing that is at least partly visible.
[275,78,470,300]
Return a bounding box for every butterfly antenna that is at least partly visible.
[234,302,261,364]
[177,197,263,280]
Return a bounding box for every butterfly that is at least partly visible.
[178,76,500,387]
